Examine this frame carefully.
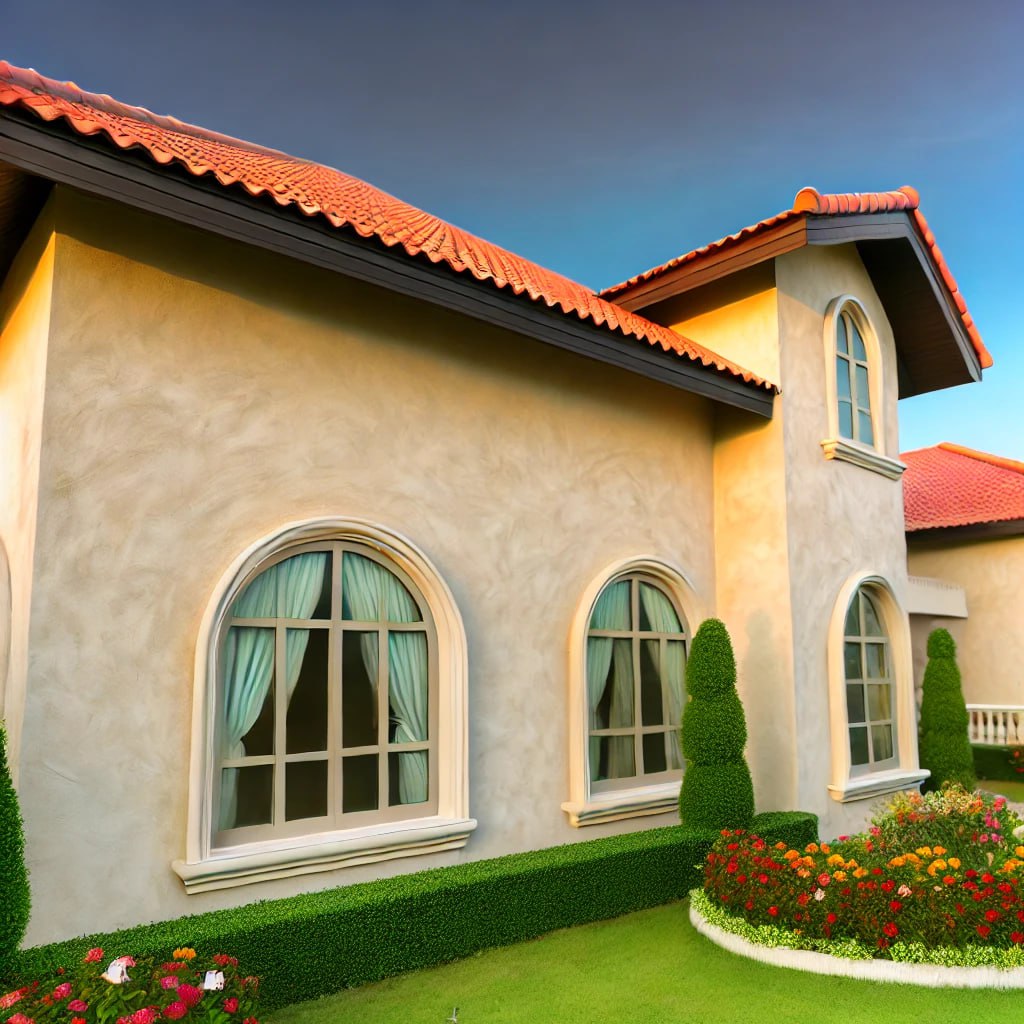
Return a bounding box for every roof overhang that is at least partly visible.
[609,211,983,399]
[907,518,1024,544]
[0,106,774,417]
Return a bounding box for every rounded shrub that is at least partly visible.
[679,618,754,831]
[918,628,975,792]
[0,723,29,981]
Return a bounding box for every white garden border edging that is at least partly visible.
[689,895,1024,989]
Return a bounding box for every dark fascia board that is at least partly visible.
[0,110,773,417]
[906,518,1024,544]
[804,213,982,385]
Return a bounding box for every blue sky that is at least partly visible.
[7,0,1022,455]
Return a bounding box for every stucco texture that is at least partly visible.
[908,535,1024,706]
[17,188,719,943]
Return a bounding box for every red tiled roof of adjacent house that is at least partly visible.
[0,61,773,393]
[601,186,991,370]
[902,443,1024,532]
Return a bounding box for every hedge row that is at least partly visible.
[12,812,816,1009]
[972,744,1018,782]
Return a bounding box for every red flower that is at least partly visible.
[758,874,768,885]
[877,938,889,949]
[826,912,837,924]
[880,880,895,893]
[1012,932,1024,944]
[130,1008,159,1024]
[889,900,902,913]
[163,1003,188,1021]
[72,1018,87,1024]
[177,985,203,1009]
[985,909,1001,923]
[744,899,754,911]
[52,983,72,1000]
[983,873,995,884]
[817,873,830,887]
[767,906,779,916]
[736,874,747,884]
[966,870,979,879]
[242,1018,259,1024]
[871,867,883,876]
[68,1000,88,1013]
[0,989,28,1011]
[797,893,809,907]
[84,948,104,964]
[882,922,899,938]
[223,999,239,1014]
[977,925,992,939]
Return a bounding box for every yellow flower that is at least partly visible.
[827,854,844,867]
[806,843,820,854]
[933,846,947,856]
[948,857,961,870]
[775,842,787,851]
[1015,847,1024,859]
[933,859,947,872]
[784,849,800,861]
[797,869,811,878]
[833,870,847,881]
[915,846,932,858]
[820,844,831,855]
[888,856,906,868]
[853,867,869,879]
[172,947,197,961]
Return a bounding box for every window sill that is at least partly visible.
[172,815,478,893]
[562,782,680,827]
[820,438,906,480]
[828,768,929,804]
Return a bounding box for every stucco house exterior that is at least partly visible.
[0,61,992,946]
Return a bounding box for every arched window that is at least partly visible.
[585,573,687,791]
[175,518,473,892]
[843,586,895,771]
[835,305,874,446]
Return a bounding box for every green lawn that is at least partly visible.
[268,901,1023,1024]
[978,778,1024,804]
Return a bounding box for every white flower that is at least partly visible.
[897,884,912,897]
[813,888,826,901]
[101,958,133,985]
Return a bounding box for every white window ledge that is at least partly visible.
[820,438,906,480]
[828,768,929,804]
[562,782,680,827]
[172,815,477,893]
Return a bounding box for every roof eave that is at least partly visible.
[0,107,774,417]
[906,518,1024,543]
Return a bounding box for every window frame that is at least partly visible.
[175,517,474,893]
[563,556,701,827]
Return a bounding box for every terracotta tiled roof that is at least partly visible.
[0,61,773,394]
[601,186,991,371]
[902,443,1024,532]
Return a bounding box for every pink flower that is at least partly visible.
[8,1014,35,1024]
[242,1018,259,1024]
[163,1003,188,1021]
[177,985,203,1009]
[130,1007,160,1024]
[84,948,104,963]
[0,989,28,1010]
[68,1000,89,1012]
[817,873,831,887]
[52,983,72,1000]
[223,998,239,1014]
[160,977,179,990]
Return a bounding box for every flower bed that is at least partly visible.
[1,947,259,1024]
[700,785,1024,967]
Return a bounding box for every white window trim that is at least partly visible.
[562,556,702,827]
[825,572,928,803]
[173,517,475,893]
[820,295,905,480]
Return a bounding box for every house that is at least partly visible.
[0,60,991,946]
[903,444,1024,728]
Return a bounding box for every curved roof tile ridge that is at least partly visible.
[0,59,773,393]
[600,186,990,371]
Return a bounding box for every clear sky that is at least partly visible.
[7,0,1023,456]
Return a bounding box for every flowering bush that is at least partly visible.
[1008,748,1024,777]
[1,947,259,1024]
[702,784,1024,960]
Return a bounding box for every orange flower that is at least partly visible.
[172,948,197,961]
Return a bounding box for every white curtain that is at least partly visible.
[342,553,426,803]
[640,584,685,769]
[586,581,630,782]
[219,552,328,830]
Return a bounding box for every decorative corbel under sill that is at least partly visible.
[828,768,930,803]
[562,782,680,827]
[820,438,907,480]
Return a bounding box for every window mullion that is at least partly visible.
[377,626,388,811]
[632,579,643,776]
[274,622,286,827]
[329,543,342,821]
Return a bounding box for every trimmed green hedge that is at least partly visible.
[11,812,816,1009]
[0,724,30,981]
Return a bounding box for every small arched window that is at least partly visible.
[835,305,874,446]
[586,573,687,791]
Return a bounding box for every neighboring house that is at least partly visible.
[903,444,1024,715]
[0,60,991,945]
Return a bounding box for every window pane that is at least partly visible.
[590,580,631,630]
[844,642,861,680]
[223,765,272,828]
[388,632,428,742]
[640,639,663,725]
[838,400,853,439]
[643,732,668,775]
[849,726,869,766]
[606,639,634,728]
[596,736,635,780]
[862,594,884,636]
[836,356,851,400]
[865,643,886,679]
[667,729,683,770]
[342,631,378,747]
[389,751,428,806]
[274,552,331,618]
[342,754,378,812]
[871,724,894,762]
[854,364,869,405]
[665,640,686,724]
[342,553,421,623]
[286,629,328,753]
[844,598,861,637]
[309,553,333,619]
[846,684,865,724]
[867,684,892,722]
[638,584,681,632]
[285,759,328,821]
[836,314,849,354]
[226,628,275,757]
[851,321,867,362]
[857,410,874,446]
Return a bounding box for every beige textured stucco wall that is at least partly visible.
[908,535,1024,705]
[18,187,722,944]
[0,207,54,777]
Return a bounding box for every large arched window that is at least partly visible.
[175,518,473,893]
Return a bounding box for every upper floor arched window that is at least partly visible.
[835,304,874,446]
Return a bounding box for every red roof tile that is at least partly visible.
[602,186,991,371]
[0,61,773,393]
[902,443,1024,532]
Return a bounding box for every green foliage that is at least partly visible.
[679,619,754,831]
[0,724,30,981]
[746,810,818,850]
[972,744,1018,782]
[10,827,715,1008]
[918,629,976,791]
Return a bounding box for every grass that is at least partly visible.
[268,900,1023,1024]
[978,778,1024,803]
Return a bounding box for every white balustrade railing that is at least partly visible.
[967,705,1024,746]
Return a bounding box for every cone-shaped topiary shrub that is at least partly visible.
[679,618,754,831]
[0,723,29,982]
[918,628,976,792]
